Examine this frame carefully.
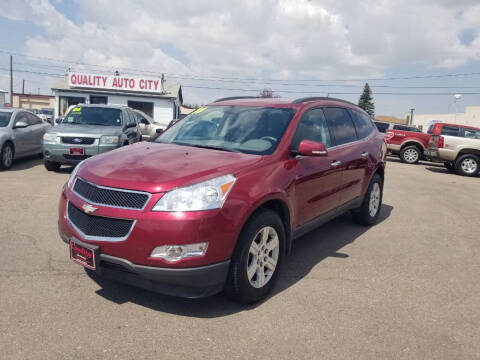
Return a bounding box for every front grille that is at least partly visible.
[64,155,91,160]
[73,178,149,210]
[62,137,95,145]
[67,202,134,239]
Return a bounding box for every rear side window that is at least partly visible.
[440,125,460,137]
[464,128,480,139]
[350,110,374,139]
[374,122,389,133]
[291,108,332,150]
[323,107,357,146]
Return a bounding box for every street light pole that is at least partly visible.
[409,108,415,125]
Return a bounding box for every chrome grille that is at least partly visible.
[67,202,134,241]
[73,178,150,210]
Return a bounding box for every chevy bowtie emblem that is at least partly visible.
[82,204,98,214]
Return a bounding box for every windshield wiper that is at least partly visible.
[171,142,241,153]
[190,144,241,153]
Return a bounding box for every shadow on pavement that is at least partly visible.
[88,204,393,317]
[5,155,43,171]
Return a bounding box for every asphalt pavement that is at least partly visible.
[1,155,479,359]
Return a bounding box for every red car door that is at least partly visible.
[289,108,344,227]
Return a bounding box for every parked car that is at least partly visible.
[32,108,54,125]
[43,104,142,171]
[0,108,51,169]
[374,121,421,134]
[385,127,431,164]
[58,96,386,303]
[425,123,480,176]
[132,109,164,141]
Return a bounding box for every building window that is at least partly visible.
[127,101,154,118]
[90,95,108,104]
[59,96,86,116]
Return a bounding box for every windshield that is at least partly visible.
[63,106,123,126]
[0,112,12,127]
[155,105,296,155]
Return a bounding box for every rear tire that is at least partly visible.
[224,209,285,304]
[400,145,421,164]
[351,173,383,226]
[44,160,60,171]
[0,142,14,170]
[455,154,479,177]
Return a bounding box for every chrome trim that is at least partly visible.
[72,177,152,210]
[66,201,136,242]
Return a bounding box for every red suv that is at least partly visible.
[58,97,387,303]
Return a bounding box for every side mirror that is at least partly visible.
[14,121,28,129]
[55,117,63,124]
[296,140,328,157]
[155,128,164,134]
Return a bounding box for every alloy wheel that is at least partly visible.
[369,182,381,217]
[2,146,13,168]
[403,148,418,163]
[247,226,280,289]
[461,158,478,174]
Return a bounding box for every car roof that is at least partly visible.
[209,96,366,113]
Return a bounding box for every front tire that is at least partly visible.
[400,145,421,164]
[224,209,285,304]
[44,160,60,171]
[455,154,479,177]
[352,173,383,226]
[0,142,14,170]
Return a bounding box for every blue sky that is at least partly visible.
[2,0,480,118]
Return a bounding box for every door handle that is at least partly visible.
[361,152,369,159]
[331,160,342,168]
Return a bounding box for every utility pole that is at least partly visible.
[22,79,25,94]
[9,55,13,105]
[409,108,415,125]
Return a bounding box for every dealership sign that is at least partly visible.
[68,72,164,93]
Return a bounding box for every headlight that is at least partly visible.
[43,133,60,144]
[152,174,236,211]
[67,160,85,188]
[150,242,208,262]
[99,136,120,144]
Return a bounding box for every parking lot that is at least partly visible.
[1,156,479,359]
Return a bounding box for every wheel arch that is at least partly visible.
[237,196,293,257]
[2,139,15,155]
[456,149,480,159]
[400,140,425,153]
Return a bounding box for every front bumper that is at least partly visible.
[60,232,230,298]
[43,142,118,165]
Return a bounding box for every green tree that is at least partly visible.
[358,83,375,117]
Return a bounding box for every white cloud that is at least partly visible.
[3,0,480,106]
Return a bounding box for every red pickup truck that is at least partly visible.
[385,127,430,164]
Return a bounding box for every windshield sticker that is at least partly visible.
[193,107,207,114]
[72,107,82,112]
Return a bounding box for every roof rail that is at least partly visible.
[212,96,260,103]
[292,96,357,106]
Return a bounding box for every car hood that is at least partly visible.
[49,124,122,137]
[78,142,263,193]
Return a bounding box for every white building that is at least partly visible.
[0,89,7,107]
[51,72,183,128]
[411,106,480,131]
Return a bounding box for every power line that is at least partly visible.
[3,49,480,83]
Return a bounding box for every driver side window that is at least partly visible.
[291,108,332,151]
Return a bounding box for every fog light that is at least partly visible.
[150,242,208,262]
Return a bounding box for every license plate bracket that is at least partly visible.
[69,147,84,155]
[70,239,98,270]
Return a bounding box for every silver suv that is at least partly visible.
[43,104,142,171]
